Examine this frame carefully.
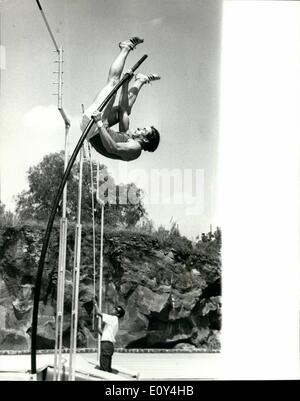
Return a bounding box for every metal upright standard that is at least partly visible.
[69,148,84,381]
[31,54,148,375]
[96,163,105,363]
[88,144,97,331]
[81,105,98,332]
[53,46,71,381]
[35,0,71,380]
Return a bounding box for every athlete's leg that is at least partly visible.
[127,74,161,114]
[84,37,143,122]
[100,77,129,128]
[105,79,130,129]
[86,47,131,121]
[105,73,161,129]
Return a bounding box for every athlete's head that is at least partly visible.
[133,126,160,152]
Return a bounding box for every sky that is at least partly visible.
[0,0,222,239]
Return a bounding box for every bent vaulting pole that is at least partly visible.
[30,54,148,374]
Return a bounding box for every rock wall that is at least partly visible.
[0,224,221,351]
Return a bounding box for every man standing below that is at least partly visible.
[93,298,125,372]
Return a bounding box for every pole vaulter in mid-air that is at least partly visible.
[30,15,160,374]
[82,36,161,162]
[31,53,150,377]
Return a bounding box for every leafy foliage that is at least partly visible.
[187,227,222,286]
[152,222,193,259]
[15,151,146,228]
[0,202,14,226]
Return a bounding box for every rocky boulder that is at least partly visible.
[0,224,221,351]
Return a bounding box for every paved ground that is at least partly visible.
[0,352,221,380]
[86,352,221,380]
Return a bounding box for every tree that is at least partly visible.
[188,228,222,283]
[0,202,14,226]
[16,152,72,222]
[16,151,146,227]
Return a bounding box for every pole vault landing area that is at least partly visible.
[0,353,139,381]
[0,351,220,380]
[0,354,54,381]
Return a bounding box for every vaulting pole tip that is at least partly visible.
[131,54,148,73]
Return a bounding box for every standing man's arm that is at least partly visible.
[93,298,102,318]
[93,298,103,335]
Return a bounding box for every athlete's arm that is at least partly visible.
[92,112,141,161]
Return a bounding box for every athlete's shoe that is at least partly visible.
[119,36,144,50]
[135,73,161,84]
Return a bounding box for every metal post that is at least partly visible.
[96,163,105,363]
[58,47,63,110]
[69,148,84,381]
[88,145,97,331]
[53,47,70,381]
[97,204,104,362]
[53,216,67,381]
[36,1,71,380]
